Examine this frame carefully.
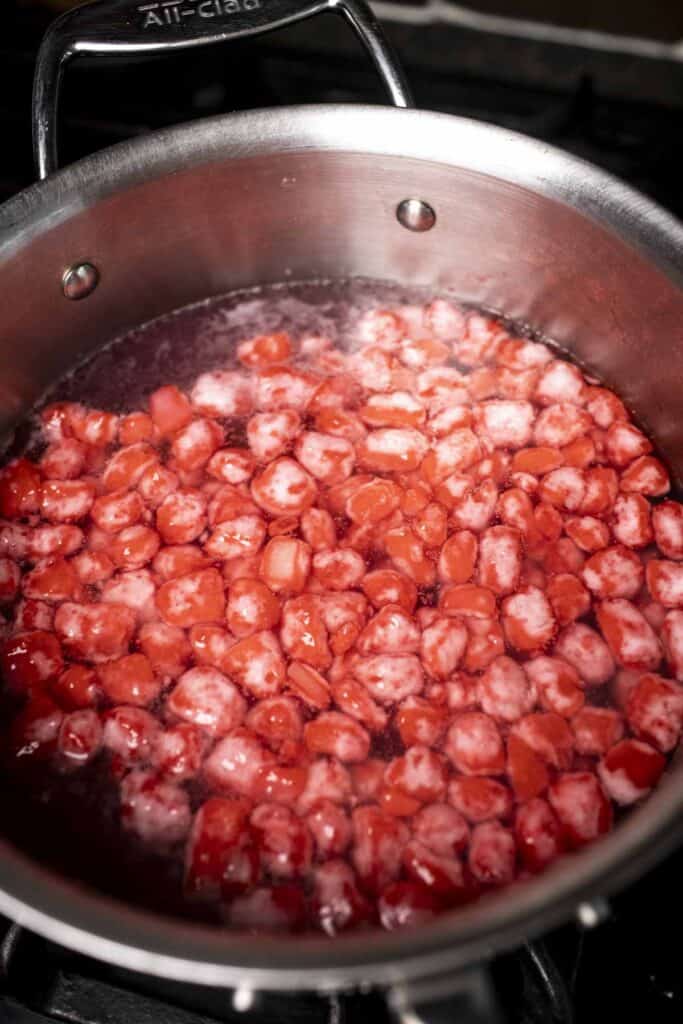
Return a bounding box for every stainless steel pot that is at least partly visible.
[0,0,682,1014]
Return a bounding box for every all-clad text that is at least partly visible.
[137,0,262,29]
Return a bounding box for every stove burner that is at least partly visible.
[0,914,574,1024]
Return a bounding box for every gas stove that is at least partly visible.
[1,3,682,1022]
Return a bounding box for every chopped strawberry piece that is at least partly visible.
[203,729,274,797]
[168,666,246,736]
[468,821,516,885]
[507,734,549,801]
[156,568,225,628]
[395,696,447,747]
[515,798,563,872]
[502,586,556,652]
[250,803,313,879]
[596,599,662,671]
[448,777,512,823]
[58,709,102,766]
[548,772,612,849]
[102,706,160,765]
[55,602,136,663]
[525,656,584,717]
[571,706,624,756]
[304,712,370,763]
[0,459,42,518]
[597,739,665,805]
[445,712,505,776]
[2,630,63,693]
[121,769,191,845]
[312,860,370,935]
[152,722,205,780]
[554,622,615,686]
[652,501,683,560]
[625,672,683,752]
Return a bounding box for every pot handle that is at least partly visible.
[32,0,412,180]
[387,967,505,1024]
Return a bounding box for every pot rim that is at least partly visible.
[0,104,682,991]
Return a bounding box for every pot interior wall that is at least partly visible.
[1,146,682,481]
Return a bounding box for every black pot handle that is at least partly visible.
[32,0,412,180]
[387,967,505,1024]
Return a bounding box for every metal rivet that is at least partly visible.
[396,198,436,232]
[577,899,610,929]
[62,261,99,301]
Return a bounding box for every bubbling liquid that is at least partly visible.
[0,279,681,935]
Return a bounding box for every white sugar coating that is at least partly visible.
[102,708,158,761]
[190,370,252,417]
[168,667,246,735]
[174,418,218,455]
[535,359,585,404]
[234,631,285,698]
[416,365,468,404]
[446,714,501,766]
[597,743,660,806]
[533,402,589,447]
[479,526,521,594]
[582,546,643,599]
[255,367,316,410]
[389,746,444,795]
[354,308,405,348]
[348,347,393,391]
[365,390,425,416]
[160,491,205,527]
[542,467,586,510]
[312,549,365,590]
[204,732,271,793]
[505,338,552,369]
[555,622,615,685]
[625,458,670,494]
[428,406,471,437]
[44,487,92,520]
[205,515,265,559]
[653,503,683,559]
[102,569,156,611]
[364,428,428,460]
[612,494,646,546]
[353,654,424,703]
[606,422,651,465]
[358,606,421,655]
[253,457,315,513]
[649,561,683,607]
[478,655,534,721]
[468,821,516,884]
[121,770,191,844]
[421,617,467,677]
[413,803,469,857]
[230,590,261,625]
[504,586,555,640]
[432,428,481,476]
[476,400,534,448]
[599,599,661,667]
[549,773,604,839]
[425,298,466,339]
[297,759,351,814]
[295,432,355,482]
[319,592,367,633]
[159,571,202,618]
[247,410,301,460]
